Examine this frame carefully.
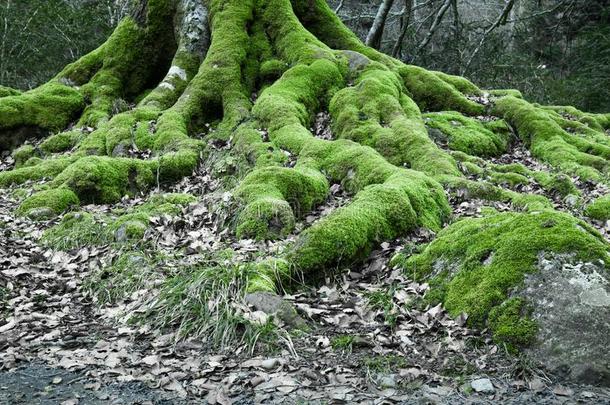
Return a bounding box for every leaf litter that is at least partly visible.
[1,145,610,404]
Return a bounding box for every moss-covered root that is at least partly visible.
[494,96,610,181]
[330,63,460,176]
[291,0,484,116]
[289,169,450,276]
[423,111,511,157]
[235,167,328,239]
[391,210,609,347]
[0,83,84,137]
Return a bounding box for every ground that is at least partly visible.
[1,139,609,404]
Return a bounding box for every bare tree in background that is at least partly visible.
[366,0,395,49]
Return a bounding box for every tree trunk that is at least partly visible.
[365,0,395,49]
[1,0,610,375]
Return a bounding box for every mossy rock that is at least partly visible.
[392,210,610,384]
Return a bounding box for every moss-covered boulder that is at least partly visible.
[392,210,610,384]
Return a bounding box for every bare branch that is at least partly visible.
[461,0,516,76]
[417,0,452,53]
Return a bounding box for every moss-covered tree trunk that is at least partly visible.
[2,0,610,380]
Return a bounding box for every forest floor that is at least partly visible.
[2,128,610,404]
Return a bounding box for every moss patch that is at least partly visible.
[585,195,610,221]
[424,112,510,157]
[18,188,79,217]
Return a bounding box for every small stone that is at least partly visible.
[27,207,55,220]
[261,358,280,370]
[552,386,573,397]
[471,378,495,394]
[52,377,63,385]
[378,374,396,389]
[563,194,579,207]
[580,391,596,399]
[250,376,266,387]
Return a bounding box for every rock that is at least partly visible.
[261,358,280,370]
[523,253,610,386]
[26,207,56,220]
[563,194,579,207]
[552,386,573,397]
[244,292,306,328]
[377,374,397,389]
[471,378,495,394]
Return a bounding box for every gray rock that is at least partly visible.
[244,292,306,328]
[26,207,56,220]
[261,358,280,370]
[471,378,495,394]
[341,50,370,73]
[522,253,610,386]
[377,374,397,389]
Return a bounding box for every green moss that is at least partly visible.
[12,145,38,168]
[289,169,449,275]
[78,1,178,126]
[494,96,608,181]
[489,172,530,188]
[259,59,288,82]
[585,195,610,221]
[0,82,84,131]
[398,66,484,115]
[17,188,79,216]
[40,130,83,154]
[246,258,291,293]
[11,188,29,201]
[488,298,537,350]
[459,161,484,176]
[330,66,460,176]
[0,86,21,98]
[236,166,328,239]
[51,156,155,204]
[424,112,510,157]
[0,157,75,187]
[392,210,609,345]
[489,89,523,98]
[158,146,202,183]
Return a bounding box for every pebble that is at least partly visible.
[378,374,396,389]
[471,378,495,394]
[261,358,280,370]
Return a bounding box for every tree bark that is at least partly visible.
[366,0,395,49]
